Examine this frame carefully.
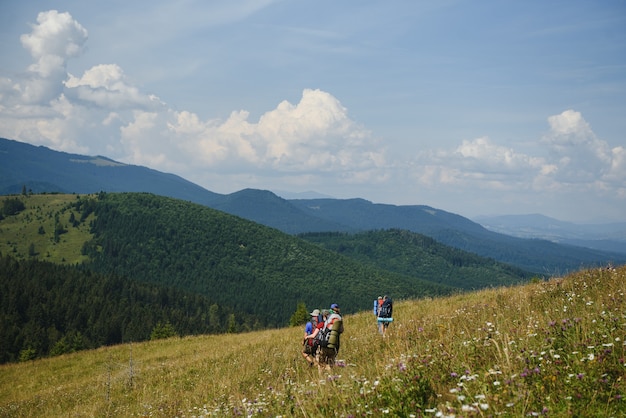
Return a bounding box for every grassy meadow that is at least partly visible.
[0,194,94,264]
[1,265,625,417]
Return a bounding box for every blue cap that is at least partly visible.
[331,303,339,310]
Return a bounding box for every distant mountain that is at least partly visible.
[0,137,221,205]
[2,137,624,274]
[273,190,334,199]
[475,214,626,255]
[208,188,350,233]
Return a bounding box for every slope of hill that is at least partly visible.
[1,266,624,417]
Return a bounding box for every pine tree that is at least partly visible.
[289,302,310,327]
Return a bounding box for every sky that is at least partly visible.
[0,1,625,223]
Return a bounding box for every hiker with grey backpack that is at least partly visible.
[317,303,343,370]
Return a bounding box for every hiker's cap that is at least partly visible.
[378,296,383,299]
[310,309,320,317]
[331,303,340,310]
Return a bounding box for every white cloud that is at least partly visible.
[163,89,384,176]
[1,10,386,185]
[410,110,625,203]
[16,10,88,104]
[542,110,624,189]
[412,137,544,192]
[65,64,165,109]
[20,10,87,61]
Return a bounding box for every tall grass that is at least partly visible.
[1,266,624,417]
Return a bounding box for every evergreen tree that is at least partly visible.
[289,302,310,327]
[150,322,178,340]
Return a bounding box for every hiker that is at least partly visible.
[378,295,393,336]
[302,309,320,366]
[374,296,383,334]
[303,309,328,365]
[318,303,343,369]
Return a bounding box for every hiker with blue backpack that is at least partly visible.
[377,295,393,336]
[303,309,328,365]
[302,309,321,367]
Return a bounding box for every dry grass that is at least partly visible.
[1,266,625,417]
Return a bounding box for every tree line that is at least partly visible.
[0,254,258,364]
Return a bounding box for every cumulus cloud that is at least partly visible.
[413,137,545,191]
[65,64,164,109]
[18,10,88,103]
[541,110,620,185]
[164,88,384,176]
[0,10,386,187]
[411,110,626,200]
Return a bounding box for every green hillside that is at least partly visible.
[299,229,531,289]
[1,266,624,417]
[80,193,453,323]
[0,193,93,264]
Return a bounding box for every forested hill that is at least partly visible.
[81,193,453,321]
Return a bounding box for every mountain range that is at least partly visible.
[2,136,624,274]
[475,213,626,254]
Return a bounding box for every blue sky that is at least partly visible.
[1,1,625,222]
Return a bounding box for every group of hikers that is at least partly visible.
[301,303,343,370]
[301,296,393,369]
